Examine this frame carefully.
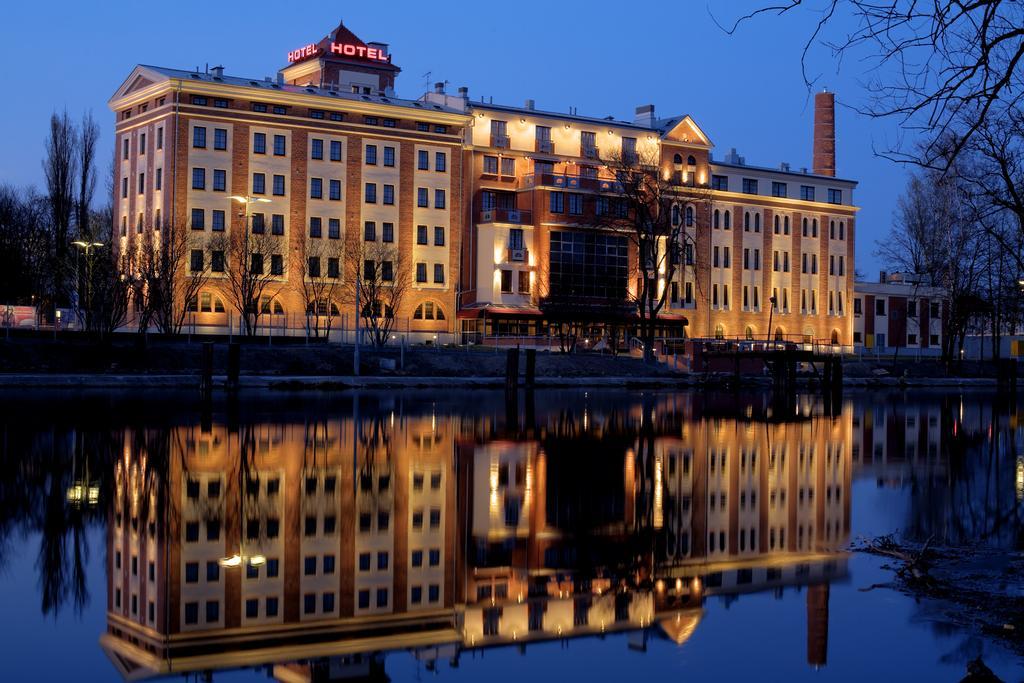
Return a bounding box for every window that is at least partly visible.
[310,177,323,199]
[213,98,228,108]
[772,181,787,197]
[138,132,146,155]
[328,218,340,239]
[212,251,224,272]
[416,263,427,283]
[417,225,428,245]
[435,152,446,172]
[214,128,227,151]
[273,135,286,156]
[383,184,394,205]
[382,222,394,242]
[253,132,266,154]
[270,174,284,196]
[190,209,205,231]
[156,127,163,150]
[191,168,205,190]
[272,214,284,235]
[434,189,445,208]
[364,221,376,241]
[330,140,342,161]
[434,226,445,246]
[138,173,145,194]
[501,157,515,176]
[271,254,283,275]
[252,173,265,194]
[251,253,263,275]
[711,174,728,191]
[418,150,429,170]
[155,168,162,191]
[329,179,341,201]
[365,183,377,203]
[434,264,444,284]
[550,191,564,213]
[483,155,498,174]
[213,169,226,192]
[800,185,815,201]
[365,145,377,165]
[308,256,321,277]
[252,214,266,235]
[212,210,225,232]
[311,139,323,160]
[192,127,206,148]
[500,269,512,293]
[417,187,428,207]
[568,193,583,215]
[828,188,842,204]
[742,178,758,194]
[876,299,886,315]
[383,146,395,167]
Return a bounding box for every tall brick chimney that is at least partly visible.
[812,90,836,177]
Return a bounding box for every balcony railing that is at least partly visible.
[520,173,622,193]
[536,139,554,154]
[478,207,533,224]
[491,134,510,149]
[581,145,600,160]
[507,246,529,262]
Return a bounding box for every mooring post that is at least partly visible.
[524,348,536,389]
[506,347,520,392]
[200,341,214,396]
[227,342,240,392]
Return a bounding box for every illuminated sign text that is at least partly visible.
[287,42,390,63]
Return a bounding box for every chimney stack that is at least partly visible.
[634,104,656,128]
[812,90,836,177]
[434,81,445,94]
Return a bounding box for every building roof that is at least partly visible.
[110,64,465,116]
[711,159,858,186]
[282,19,399,72]
[469,101,655,131]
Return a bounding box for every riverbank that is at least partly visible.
[0,336,1010,388]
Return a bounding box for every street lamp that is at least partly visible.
[72,240,104,327]
[766,295,778,347]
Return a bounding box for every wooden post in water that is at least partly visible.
[227,342,240,392]
[506,347,520,392]
[524,349,536,388]
[200,342,214,396]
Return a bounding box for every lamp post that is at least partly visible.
[72,240,104,329]
[228,195,271,336]
[767,295,778,347]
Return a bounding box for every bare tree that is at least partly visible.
[877,160,986,361]
[718,1,1024,167]
[0,185,51,306]
[299,235,345,339]
[595,147,709,362]
[76,112,99,240]
[144,220,213,335]
[43,110,78,305]
[346,239,410,348]
[217,226,284,337]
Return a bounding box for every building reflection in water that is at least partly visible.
[96,392,858,680]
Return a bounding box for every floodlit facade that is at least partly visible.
[109,20,858,345]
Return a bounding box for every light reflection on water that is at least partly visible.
[0,389,1021,681]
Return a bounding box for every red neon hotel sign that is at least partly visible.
[287,42,390,63]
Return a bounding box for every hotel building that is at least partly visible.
[109,20,858,345]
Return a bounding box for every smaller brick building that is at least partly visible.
[852,272,945,354]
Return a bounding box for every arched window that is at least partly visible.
[673,153,683,164]
[684,205,694,227]
[784,216,790,234]
[745,326,754,341]
[687,155,697,166]
[362,301,394,319]
[671,203,681,226]
[830,220,835,239]
[774,215,780,234]
[754,213,760,232]
[724,210,731,229]
[812,218,818,237]
[775,327,784,341]
[715,324,725,340]
[414,301,446,320]
[803,327,814,344]
[307,300,340,316]
[713,209,720,229]
[802,217,808,236]
[831,329,840,345]
[744,212,750,231]
[260,296,285,315]
[839,221,845,240]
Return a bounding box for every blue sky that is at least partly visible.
[0,0,913,276]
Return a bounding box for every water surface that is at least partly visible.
[1,388,1021,681]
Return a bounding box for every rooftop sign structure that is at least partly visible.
[287,41,390,64]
